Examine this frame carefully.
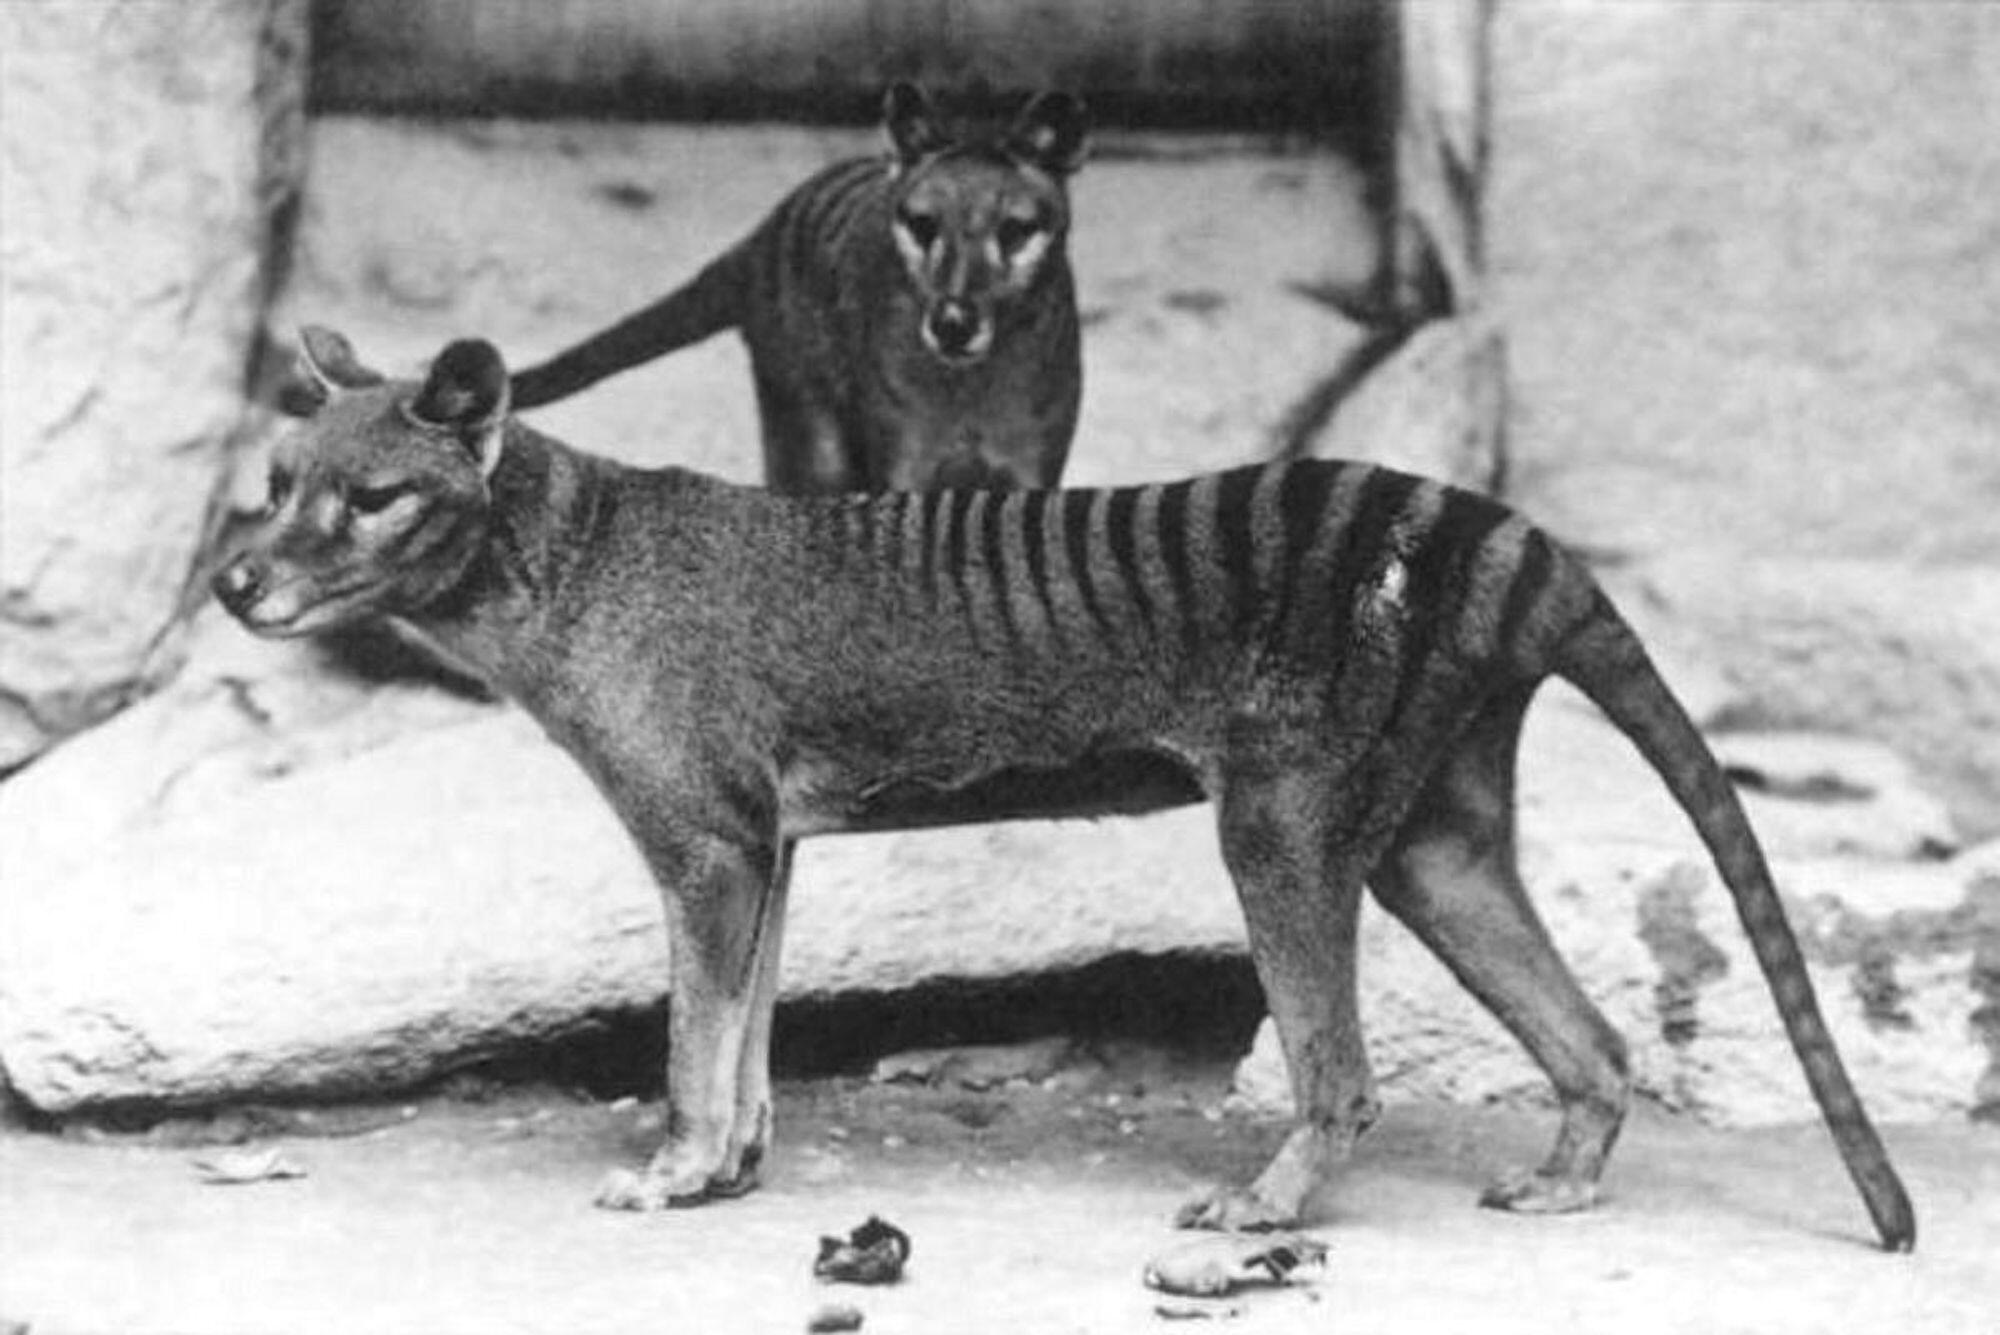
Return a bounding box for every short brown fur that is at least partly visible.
[214,333,1916,1252]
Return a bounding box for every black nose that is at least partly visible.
[211,556,264,614]
[926,301,982,356]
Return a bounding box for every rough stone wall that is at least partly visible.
[1491,0,2000,833]
[1492,0,2000,564]
[0,0,308,770]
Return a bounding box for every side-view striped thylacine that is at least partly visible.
[212,330,1916,1253]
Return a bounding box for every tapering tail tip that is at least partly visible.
[1873,1185,1917,1254]
[1839,1082,1915,1254]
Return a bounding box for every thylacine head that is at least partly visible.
[881,82,1088,365]
[212,329,510,639]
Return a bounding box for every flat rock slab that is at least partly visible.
[2,624,1984,1121]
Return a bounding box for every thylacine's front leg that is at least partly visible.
[713,837,795,1196]
[596,820,788,1211]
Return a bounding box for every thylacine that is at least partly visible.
[214,330,1916,1252]
[510,83,1088,493]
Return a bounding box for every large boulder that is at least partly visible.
[0,611,1247,1112]
[0,619,1980,1122]
[0,0,308,768]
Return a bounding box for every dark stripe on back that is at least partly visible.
[918,491,943,612]
[880,491,911,606]
[783,160,870,288]
[1154,480,1199,656]
[1061,490,1111,635]
[814,159,881,254]
[1106,487,1156,639]
[1321,470,1422,679]
[797,160,870,238]
[849,495,877,571]
[982,491,1023,654]
[1215,465,1262,639]
[943,488,980,623]
[1021,490,1057,642]
[1384,490,1512,731]
[1269,461,1342,642]
[1495,526,1556,665]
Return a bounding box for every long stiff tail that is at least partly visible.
[1552,588,1916,1253]
[510,245,750,409]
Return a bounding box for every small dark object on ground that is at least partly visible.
[1142,1233,1327,1298]
[813,1215,912,1285]
[806,1302,864,1332]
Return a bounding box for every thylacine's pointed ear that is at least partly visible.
[882,81,951,171]
[287,326,385,415]
[1006,90,1089,177]
[406,338,510,480]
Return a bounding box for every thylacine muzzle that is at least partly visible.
[213,329,1916,1254]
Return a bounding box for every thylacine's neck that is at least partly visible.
[391,422,630,698]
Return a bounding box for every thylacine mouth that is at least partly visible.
[232,579,386,638]
[922,336,991,367]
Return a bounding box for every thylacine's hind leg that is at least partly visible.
[1369,684,1631,1213]
[1177,752,1384,1232]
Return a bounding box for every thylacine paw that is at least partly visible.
[1479,1167,1600,1215]
[1172,1186,1302,1234]
[593,1166,716,1212]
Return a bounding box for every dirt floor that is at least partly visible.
[4,1043,1996,1335]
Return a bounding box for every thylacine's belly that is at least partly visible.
[778,747,1206,838]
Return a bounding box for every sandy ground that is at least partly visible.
[4,1047,1996,1335]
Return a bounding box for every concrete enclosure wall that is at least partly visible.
[1493,0,2000,833]
[0,0,309,772]
[310,0,1385,132]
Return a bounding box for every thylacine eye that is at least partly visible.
[897,208,940,251]
[996,216,1042,255]
[349,482,412,516]
[266,467,295,511]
